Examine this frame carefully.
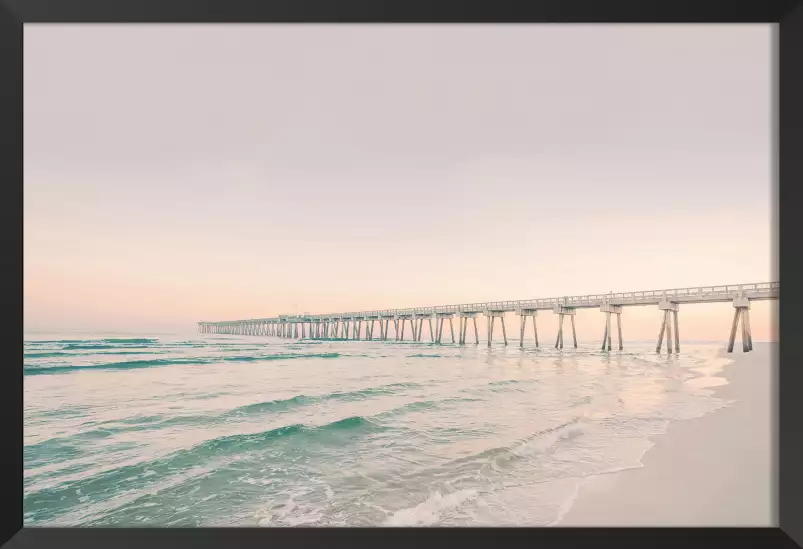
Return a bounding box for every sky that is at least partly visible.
[23,24,777,340]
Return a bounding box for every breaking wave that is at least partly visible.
[24,353,342,375]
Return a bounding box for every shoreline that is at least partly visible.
[557,342,776,527]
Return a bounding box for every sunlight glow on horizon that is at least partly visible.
[24,24,776,341]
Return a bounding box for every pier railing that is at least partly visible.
[216,281,777,322]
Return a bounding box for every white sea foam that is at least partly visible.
[384,489,479,526]
[510,419,586,458]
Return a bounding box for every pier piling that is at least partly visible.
[484,310,506,347]
[458,312,479,345]
[728,293,753,353]
[600,303,623,351]
[657,299,678,354]
[515,309,539,348]
[553,305,575,349]
[488,316,495,348]
[519,315,526,347]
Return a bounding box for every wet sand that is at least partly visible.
[559,342,776,526]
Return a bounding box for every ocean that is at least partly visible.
[23,332,734,526]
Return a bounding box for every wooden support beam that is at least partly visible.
[672,310,679,353]
[666,311,674,354]
[742,309,750,353]
[556,314,562,349]
[488,316,495,348]
[519,315,526,348]
[727,308,741,353]
[744,309,753,351]
[533,315,539,347]
[657,311,667,353]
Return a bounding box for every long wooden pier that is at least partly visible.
[198,281,778,354]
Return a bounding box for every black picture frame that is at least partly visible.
[2,1,801,548]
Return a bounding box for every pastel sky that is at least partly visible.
[24,24,777,340]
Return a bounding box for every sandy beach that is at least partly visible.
[559,342,776,527]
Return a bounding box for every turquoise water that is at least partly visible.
[24,332,733,526]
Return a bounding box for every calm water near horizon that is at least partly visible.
[24,332,735,526]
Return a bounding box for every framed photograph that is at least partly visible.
[3,1,800,548]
